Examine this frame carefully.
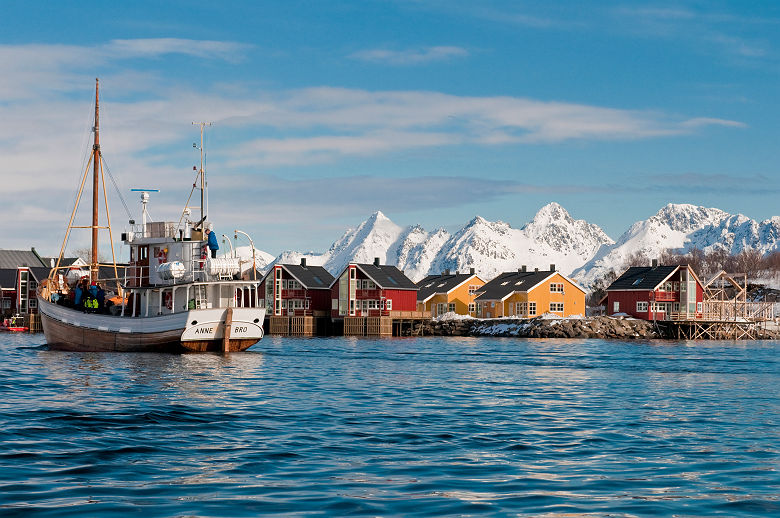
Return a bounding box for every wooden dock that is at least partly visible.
[663,318,773,340]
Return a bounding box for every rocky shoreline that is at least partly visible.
[403,316,779,340]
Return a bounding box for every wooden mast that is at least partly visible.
[91,78,100,282]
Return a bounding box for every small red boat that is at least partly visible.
[1,315,29,332]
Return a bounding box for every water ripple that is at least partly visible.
[0,335,778,516]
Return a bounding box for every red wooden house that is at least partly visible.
[260,258,335,316]
[330,259,418,317]
[0,249,76,317]
[606,262,704,320]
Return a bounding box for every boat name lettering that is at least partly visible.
[234,326,247,333]
[194,327,214,334]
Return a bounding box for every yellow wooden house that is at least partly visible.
[474,266,586,318]
[415,269,486,317]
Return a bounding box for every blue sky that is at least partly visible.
[1,0,778,256]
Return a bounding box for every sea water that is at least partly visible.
[1,334,778,516]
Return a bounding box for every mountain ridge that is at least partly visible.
[234,203,779,290]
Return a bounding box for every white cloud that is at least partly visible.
[0,38,749,253]
[350,46,469,65]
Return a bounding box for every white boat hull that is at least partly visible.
[38,297,265,353]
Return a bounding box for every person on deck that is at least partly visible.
[205,226,219,259]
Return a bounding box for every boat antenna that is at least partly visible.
[130,189,160,237]
[192,121,212,228]
[90,78,101,283]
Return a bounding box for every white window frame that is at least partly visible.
[636,301,648,312]
[550,302,564,313]
[386,299,392,311]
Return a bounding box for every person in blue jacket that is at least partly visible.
[205,226,219,258]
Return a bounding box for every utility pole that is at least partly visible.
[192,121,212,228]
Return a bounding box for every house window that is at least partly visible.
[528,302,536,315]
[2,299,10,309]
[550,283,564,293]
[550,302,564,313]
[468,303,475,313]
[386,299,392,310]
[674,302,680,312]
[697,302,702,313]
[30,281,38,290]
[674,282,679,291]
[448,303,455,313]
[636,301,648,312]
[468,285,478,295]
[509,302,513,315]
[29,299,37,309]
[613,301,620,313]
[332,298,338,310]
[281,300,287,309]
[350,268,356,279]
[664,282,673,291]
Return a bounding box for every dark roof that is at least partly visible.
[0,249,47,269]
[355,263,417,290]
[474,270,556,301]
[606,266,678,291]
[42,257,83,268]
[415,273,477,301]
[30,267,51,282]
[284,264,335,289]
[98,264,129,282]
[0,269,18,289]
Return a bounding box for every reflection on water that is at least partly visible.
[1,334,778,516]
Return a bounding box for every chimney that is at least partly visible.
[550,264,555,271]
[373,257,380,266]
[470,267,475,275]
[534,267,539,272]
[652,258,658,268]
[444,268,450,276]
[300,257,307,268]
[521,265,527,272]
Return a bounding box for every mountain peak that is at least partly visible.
[369,210,390,222]
[649,203,728,233]
[528,202,572,226]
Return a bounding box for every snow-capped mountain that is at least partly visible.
[253,202,779,290]
[261,203,614,282]
[572,203,780,288]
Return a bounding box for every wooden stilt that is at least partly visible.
[223,307,233,353]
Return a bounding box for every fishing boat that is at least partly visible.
[37,79,265,352]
